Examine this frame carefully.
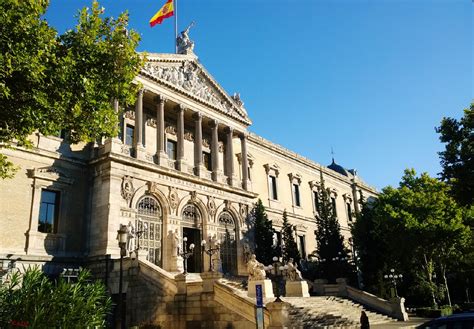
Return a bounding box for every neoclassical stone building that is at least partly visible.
[0,50,378,327]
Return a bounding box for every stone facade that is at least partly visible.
[0,52,377,327]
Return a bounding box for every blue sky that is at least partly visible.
[45,0,472,190]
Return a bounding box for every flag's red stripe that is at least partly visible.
[150,11,174,27]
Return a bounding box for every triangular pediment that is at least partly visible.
[140,53,251,126]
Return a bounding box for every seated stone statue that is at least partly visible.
[247,254,266,281]
[286,258,303,281]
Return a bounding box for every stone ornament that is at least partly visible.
[124,110,135,120]
[218,141,224,153]
[286,258,303,281]
[207,196,216,217]
[184,131,194,142]
[239,204,248,219]
[247,254,266,281]
[165,125,177,135]
[147,181,160,195]
[190,191,197,203]
[202,138,210,148]
[121,176,135,204]
[146,117,157,128]
[169,187,179,210]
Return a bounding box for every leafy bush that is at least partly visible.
[0,267,111,328]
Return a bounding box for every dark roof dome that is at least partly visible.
[327,158,349,177]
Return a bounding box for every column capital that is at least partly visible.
[154,95,167,104]
[138,88,145,96]
[238,131,248,140]
[192,112,203,120]
[208,119,219,128]
[224,126,234,134]
[175,104,186,113]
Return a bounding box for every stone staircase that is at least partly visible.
[218,277,397,329]
[283,296,395,329]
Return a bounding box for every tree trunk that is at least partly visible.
[441,264,452,307]
[424,253,438,308]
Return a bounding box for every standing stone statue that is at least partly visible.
[172,229,180,256]
[247,254,266,281]
[177,22,195,55]
[126,221,136,253]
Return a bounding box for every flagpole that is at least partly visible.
[174,0,178,53]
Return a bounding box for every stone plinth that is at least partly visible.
[248,279,274,299]
[285,280,310,297]
[200,271,222,292]
[313,278,328,295]
[266,301,290,329]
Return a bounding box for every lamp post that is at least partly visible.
[135,220,148,251]
[265,256,288,302]
[117,224,128,329]
[201,238,220,272]
[179,237,195,275]
[384,268,403,298]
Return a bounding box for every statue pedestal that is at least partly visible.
[285,280,310,297]
[248,279,274,299]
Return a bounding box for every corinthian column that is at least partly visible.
[240,133,249,190]
[176,105,187,172]
[193,112,203,177]
[209,119,221,182]
[134,89,146,159]
[225,127,235,186]
[155,95,168,165]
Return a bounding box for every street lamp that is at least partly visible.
[179,237,195,275]
[265,256,288,302]
[201,238,220,272]
[384,268,403,298]
[117,224,128,329]
[135,220,148,251]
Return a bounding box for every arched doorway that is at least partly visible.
[217,211,237,276]
[136,196,163,266]
[181,203,202,273]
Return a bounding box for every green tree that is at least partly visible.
[0,0,143,178]
[281,209,300,263]
[436,105,474,206]
[314,174,350,281]
[0,267,111,328]
[251,199,275,265]
[352,169,471,306]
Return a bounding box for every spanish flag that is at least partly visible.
[149,0,174,27]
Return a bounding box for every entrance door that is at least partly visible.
[183,227,202,273]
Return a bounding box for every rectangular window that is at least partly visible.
[313,191,320,213]
[38,190,60,233]
[269,175,278,200]
[125,125,134,146]
[203,151,212,171]
[273,231,282,248]
[293,184,301,207]
[167,140,177,160]
[331,197,337,216]
[299,235,306,259]
[347,203,353,222]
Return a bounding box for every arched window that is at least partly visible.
[137,196,163,266]
[217,211,237,276]
[182,204,201,227]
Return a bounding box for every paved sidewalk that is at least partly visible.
[372,316,431,328]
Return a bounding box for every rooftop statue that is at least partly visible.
[177,22,195,55]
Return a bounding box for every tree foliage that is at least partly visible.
[0,0,143,177]
[314,174,350,281]
[281,209,300,263]
[352,169,471,306]
[251,199,275,265]
[0,267,111,328]
[436,105,474,206]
